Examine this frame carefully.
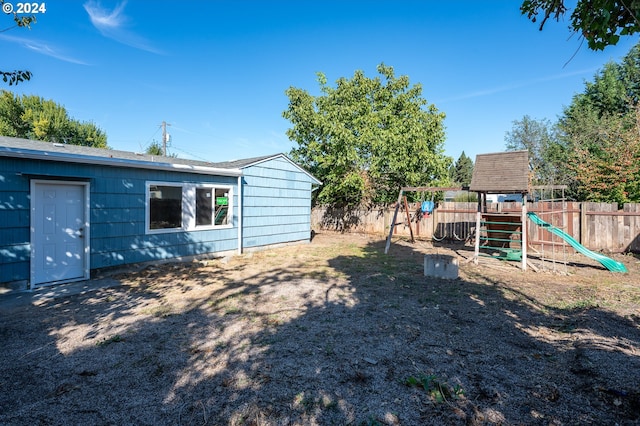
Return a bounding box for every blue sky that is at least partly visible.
[2,1,639,164]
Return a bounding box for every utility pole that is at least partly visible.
[161,121,171,156]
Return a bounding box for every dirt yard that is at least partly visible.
[1,233,639,425]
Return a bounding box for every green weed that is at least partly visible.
[224,306,242,315]
[558,297,600,310]
[293,392,315,412]
[404,374,465,403]
[96,334,123,347]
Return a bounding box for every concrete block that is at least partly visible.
[424,255,459,280]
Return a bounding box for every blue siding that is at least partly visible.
[0,158,31,282]
[241,157,314,249]
[89,169,238,269]
[0,152,318,286]
[0,156,239,284]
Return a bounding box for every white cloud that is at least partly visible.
[84,0,128,29]
[436,68,598,104]
[83,0,162,54]
[0,34,89,65]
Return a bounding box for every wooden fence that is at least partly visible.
[311,202,640,253]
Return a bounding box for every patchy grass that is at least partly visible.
[404,373,465,404]
[2,233,639,425]
[96,334,123,347]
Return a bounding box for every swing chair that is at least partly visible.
[452,188,474,242]
[432,201,447,242]
[429,187,474,243]
[384,185,462,254]
[420,193,435,216]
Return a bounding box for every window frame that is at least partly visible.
[146,181,233,234]
[147,183,184,231]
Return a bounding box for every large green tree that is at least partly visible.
[558,43,640,204]
[565,109,640,203]
[0,90,108,148]
[1,0,35,85]
[521,0,640,50]
[283,64,450,206]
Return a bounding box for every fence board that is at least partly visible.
[312,201,640,253]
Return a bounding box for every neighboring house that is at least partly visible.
[485,194,524,203]
[0,137,320,290]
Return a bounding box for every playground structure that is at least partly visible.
[528,211,627,272]
[384,150,628,273]
[468,151,626,273]
[469,151,530,270]
[384,186,463,254]
[528,185,570,274]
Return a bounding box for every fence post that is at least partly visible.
[521,197,527,271]
[580,202,586,246]
[474,195,482,264]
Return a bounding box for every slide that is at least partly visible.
[527,212,627,273]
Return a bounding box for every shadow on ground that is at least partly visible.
[1,234,639,425]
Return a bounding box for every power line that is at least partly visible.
[170,144,214,163]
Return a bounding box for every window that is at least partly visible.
[214,188,229,226]
[147,182,232,233]
[149,185,182,230]
[195,187,230,227]
[196,188,213,226]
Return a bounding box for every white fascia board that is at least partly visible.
[0,147,243,177]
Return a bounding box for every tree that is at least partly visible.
[565,107,640,203]
[145,140,176,157]
[521,0,640,50]
[450,151,474,187]
[505,115,567,187]
[0,90,108,147]
[1,0,36,85]
[620,42,640,104]
[146,141,164,156]
[565,62,629,120]
[557,42,640,204]
[283,63,450,206]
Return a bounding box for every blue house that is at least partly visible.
[0,137,320,290]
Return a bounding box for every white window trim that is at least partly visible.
[146,181,233,234]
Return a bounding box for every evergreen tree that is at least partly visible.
[451,151,473,187]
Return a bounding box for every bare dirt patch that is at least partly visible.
[1,233,639,425]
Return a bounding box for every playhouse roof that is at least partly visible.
[469,150,529,193]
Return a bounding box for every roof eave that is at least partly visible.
[0,147,243,177]
[238,153,322,185]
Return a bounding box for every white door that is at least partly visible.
[31,181,89,287]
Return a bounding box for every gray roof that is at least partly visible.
[0,136,239,176]
[0,136,320,183]
[469,150,529,193]
[212,154,286,169]
[0,135,228,167]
